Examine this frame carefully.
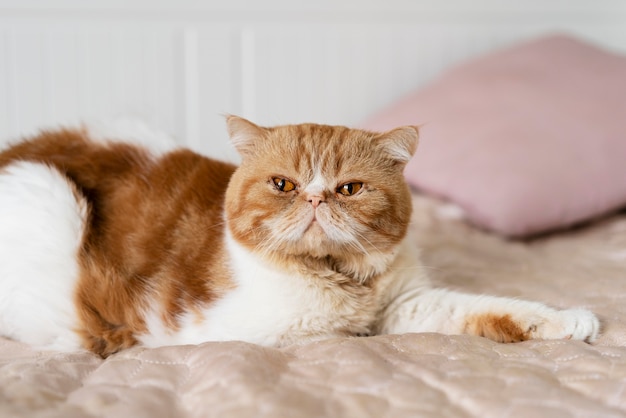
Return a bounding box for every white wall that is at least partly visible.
[1,0,625,161]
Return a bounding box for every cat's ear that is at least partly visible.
[225,115,267,157]
[376,126,419,166]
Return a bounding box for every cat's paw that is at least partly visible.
[465,308,600,344]
[531,308,600,343]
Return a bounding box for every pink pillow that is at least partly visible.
[362,35,626,237]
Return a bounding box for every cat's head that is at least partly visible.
[224,116,418,281]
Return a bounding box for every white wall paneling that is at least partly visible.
[0,23,185,144]
[1,0,625,160]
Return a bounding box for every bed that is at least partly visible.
[1,192,625,417]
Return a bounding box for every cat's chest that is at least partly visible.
[211,239,377,344]
[140,236,378,347]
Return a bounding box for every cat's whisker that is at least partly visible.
[347,238,371,258]
[204,221,227,232]
[254,234,280,257]
[262,228,293,257]
[352,229,384,257]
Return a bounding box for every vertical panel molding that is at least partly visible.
[183,27,200,148]
[240,27,256,121]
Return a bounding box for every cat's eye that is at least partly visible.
[272,177,297,192]
[337,182,363,196]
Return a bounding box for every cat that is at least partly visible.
[0,116,599,357]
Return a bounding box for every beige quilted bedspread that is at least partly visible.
[2,194,626,418]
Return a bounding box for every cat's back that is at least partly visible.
[1,128,235,192]
[0,128,237,261]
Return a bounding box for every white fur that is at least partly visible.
[303,171,326,196]
[0,162,86,350]
[366,234,600,343]
[378,254,601,342]
[139,230,374,347]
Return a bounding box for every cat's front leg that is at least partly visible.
[378,288,600,343]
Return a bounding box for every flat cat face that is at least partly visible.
[225,117,418,279]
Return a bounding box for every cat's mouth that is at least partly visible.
[300,212,333,247]
[280,208,358,258]
[304,217,324,234]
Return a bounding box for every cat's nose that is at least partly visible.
[307,194,325,208]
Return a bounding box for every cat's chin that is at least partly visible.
[286,216,363,259]
[297,225,334,257]
[273,222,339,259]
[304,219,324,235]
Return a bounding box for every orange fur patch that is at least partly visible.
[0,129,236,357]
[464,314,531,343]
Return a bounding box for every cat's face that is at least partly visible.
[225,117,418,278]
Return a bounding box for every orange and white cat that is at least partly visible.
[0,117,599,357]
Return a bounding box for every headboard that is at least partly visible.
[1,0,625,161]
